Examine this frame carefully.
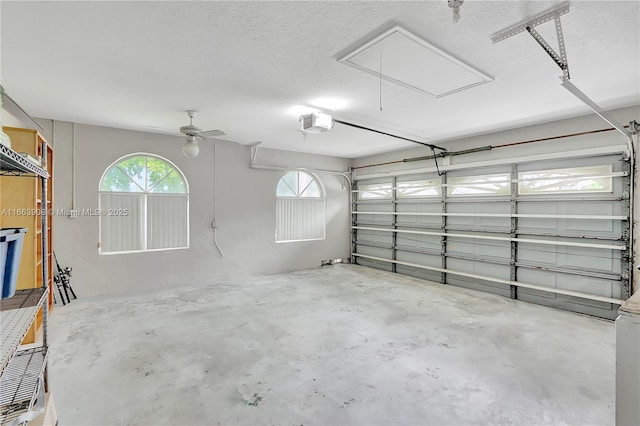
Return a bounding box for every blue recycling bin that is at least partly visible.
[0,228,28,299]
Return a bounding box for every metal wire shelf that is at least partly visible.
[0,347,47,425]
[0,143,48,178]
[0,288,47,374]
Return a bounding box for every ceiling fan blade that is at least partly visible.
[146,126,183,137]
[140,135,183,141]
[201,136,242,145]
[199,129,226,137]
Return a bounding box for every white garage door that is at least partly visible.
[352,152,630,319]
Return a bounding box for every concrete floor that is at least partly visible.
[49,264,615,425]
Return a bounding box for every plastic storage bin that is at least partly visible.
[0,228,28,299]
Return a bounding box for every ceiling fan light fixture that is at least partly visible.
[180,124,202,135]
[180,110,203,136]
[448,0,464,23]
[183,137,200,158]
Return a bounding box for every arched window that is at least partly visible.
[276,171,325,242]
[99,154,189,254]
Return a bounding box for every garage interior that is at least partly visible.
[0,1,639,425]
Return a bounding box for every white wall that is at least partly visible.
[352,105,640,293]
[22,106,640,299]
[352,106,639,174]
[43,121,351,298]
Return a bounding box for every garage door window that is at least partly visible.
[518,165,613,194]
[276,171,325,242]
[358,183,393,200]
[398,179,442,198]
[447,173,510,196]
[99,154,189,254]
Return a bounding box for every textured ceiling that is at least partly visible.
[1,1,639,158]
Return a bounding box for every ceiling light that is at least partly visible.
[288,105,318,117]
[183,136,200,158]
[300,112,334,134]
[309,98,348,111]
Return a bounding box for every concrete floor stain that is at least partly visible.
[246,393,262,407]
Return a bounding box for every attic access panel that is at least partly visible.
[338,26,493,98]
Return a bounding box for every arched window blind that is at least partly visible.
[276,171,325,242]
[99,154,189,254]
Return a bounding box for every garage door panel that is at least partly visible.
[518,202,558,215]
[517,246,619,274]
[397,203,441,213]
[561,248,616,271]
[517,290,616,311]
[396,250,441,268]
[515,286,554,301]
[518,202,620,234]
[611,282,624,299]
[517,243,558,264]
[357,214,393,226]
[447,258,510,281]
[562,202,617,216]
[396,233,441,251]
[447,202,511,214]
[447,237,511,258]
[519,200,620,214]
[396,203,441,227]
[356,203,394,226]
[517,268,557,289]
[358,201,394,212]
[564,219,615,233]
[518,218,617,234]
[447,202,511,229]
[356,230,393,245]
[396,265,441,283]
[356,257,393,272]
[517,290,617,319]
[555,275,620,299]
[396,216,441,227]
[518,218,556,231]
[518,291,607,311]
[517,268,621,299]
[357,244,391,257]
[446,275,511,297]
[352,152,629,319]
[447,216,510,229]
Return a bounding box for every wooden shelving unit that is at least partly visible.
[0,127,54,344]
[0,125,53,425]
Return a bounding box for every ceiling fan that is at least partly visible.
[149,110,226,158]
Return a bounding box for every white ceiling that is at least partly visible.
[1,1,638,158]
